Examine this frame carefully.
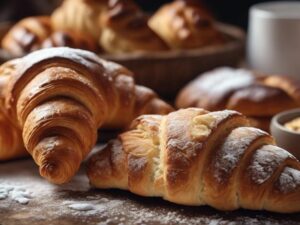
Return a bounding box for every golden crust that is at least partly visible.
[88,108,300,213]
[0,47,173,183]
[148,0,224,49]
[51,0,107,40]
[99,0,168,53]
[41,30,99,53]
[227,84,297,116]
[248,116,271,132]
[176,67,300,131]
[1,16,52,57]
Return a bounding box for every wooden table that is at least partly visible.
[1,153,300,225]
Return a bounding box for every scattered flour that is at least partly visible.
[61,199,123,217]
[68,203,95,211]
[0,184,32,204]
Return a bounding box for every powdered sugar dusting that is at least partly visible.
[168,139,200,152]
[278,167,300,193]
[213,127,268,182]
[193,67,255,108]
[208,110,240,126]
[249,145,293,185]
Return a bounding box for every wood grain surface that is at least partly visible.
[1,148,300,225]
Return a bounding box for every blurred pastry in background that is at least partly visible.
[149,0,224,50]
[41,30,99,52]
[1,0,231,56]
[51,0,107,40]
[176,67,300,131]
[1,16,52,57]
[1,16,100,57]
[99,0,168,54]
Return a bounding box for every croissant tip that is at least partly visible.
[39,161,72,184]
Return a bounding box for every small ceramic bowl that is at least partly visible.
[270,108,300,160]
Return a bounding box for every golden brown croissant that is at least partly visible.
[1,16,52,57]
[176,67,300,131]
[148,0,224,49]
[99,0,168,53]
[41,30,99,52]
[0,61,25,160]
[0,47,173,183]
[88,108,300,213]
[51,0,107,40]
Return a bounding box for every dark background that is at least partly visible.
[0,0,299,30]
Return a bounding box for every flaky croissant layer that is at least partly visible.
[0,47,172,184]
[88,108,300,213]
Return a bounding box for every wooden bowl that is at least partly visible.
[0,22,245,99]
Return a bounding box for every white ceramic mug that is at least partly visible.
[248,1,300,79]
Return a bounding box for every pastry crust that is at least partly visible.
[176,67,300,130]
[148,0,224,49]
[51,0,107,40]
[0,47,173,183]
[41,30,99,52]
[99,0,168,53]
[1,16,52,57]
[88,108,300,213]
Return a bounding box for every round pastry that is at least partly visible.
[176,67,300,131]
[99,0,168,53]
[51,0,107,40]
[1,16,52,57]
[148,0,224,49]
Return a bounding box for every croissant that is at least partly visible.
[0,61,25,160]
[176,67,300,131]
[41,30,99,52]
[99,0,168,53]
[148,0,224,49]
[88,108,300,213]
[51,0,107,40]
[0,47,173,183]
[1,16,52,57]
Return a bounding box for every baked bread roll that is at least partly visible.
[0,47,173,183]
[99,0,168,53]
[1,16,52,57]
[51,0,107,40]
[41,30,99,52]
[176,67,300,131]
[88,108,300,213]
[148,0,224,49]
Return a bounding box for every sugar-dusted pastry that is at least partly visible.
[176,67,300,131]
[41,30,99,52]
[99,0,168,53]
[1,16,52,57]
[51,0,107,40]
[0,47,173,183]
[88,108,300,213]
[149,0,224,49]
